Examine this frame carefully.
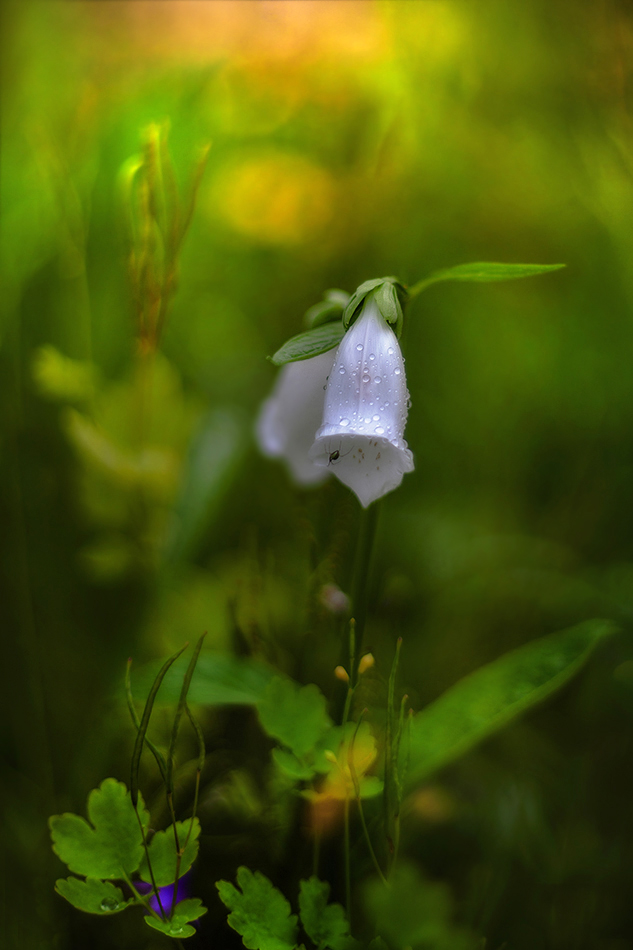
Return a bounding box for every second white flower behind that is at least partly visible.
[309,298,414,507]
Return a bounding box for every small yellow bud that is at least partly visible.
[334,665,350,683]
[324,750,338,765]
[358,653,375,675]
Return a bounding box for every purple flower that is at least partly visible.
[135,869,191,917]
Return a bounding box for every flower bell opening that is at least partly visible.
[309,298,414,507]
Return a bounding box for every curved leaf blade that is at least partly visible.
[269,322,344,366]
[403,619,616,789]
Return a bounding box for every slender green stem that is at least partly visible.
[133,806,165,918]
[349,502,381,660]
[312,828,321,877]
[348,713,388,887]
[407,275,443,298]
[344,796,351,925]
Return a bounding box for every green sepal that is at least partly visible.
[49,778,149,880]
[269,322,345,367]
[305,289,350,328]
[55,877,135,915]
[138,818,201,886]
[342,277,407,331]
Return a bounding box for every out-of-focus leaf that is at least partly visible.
[163,408,247,565]
[55,877,134,915]
[138,818,200,886]
[364,863,477,950]
[270,322,345,366]
[411,261,565,293]
[32,346,98,403]
[216,866,298,950]
[403,620,617,789]
[49,779,148,879]
[257,677,332,757]
[130,653,276,706]
[299,877,354,950]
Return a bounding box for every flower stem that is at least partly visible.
[350,501,381,660]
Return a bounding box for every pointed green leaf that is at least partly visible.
[49,779,148,879]
[257,677,332,758]
[138,818,201,886]
[216,866,298,950]
[410,261,565,295]
[130,653,276,706]
[55,877,135,915]
[299,877,354,950]
[403,620,617,789]
[269,323,345,366]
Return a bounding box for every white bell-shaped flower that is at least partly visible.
[309,298,414,507]
[256,349,336,486]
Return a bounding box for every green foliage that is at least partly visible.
[144,898,208,939]
[257,677,332,758]
[269,322,345,365]
[305,289,350,328]
[49,779,148,880]
[216,866,298,950]
[131,652,276,706]
[364,863,477,950]
[403,620,616,788]
[342,277,406,330]
[32,346,98,403]
[138,818,200,886]
[54,877,134,915]
[298,877,355,950]
[410,260,565,294]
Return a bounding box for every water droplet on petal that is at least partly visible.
[374,376,381,384]
[394,367,401,375]
[387,346,394,355]
[375,426,385,434]
[369,353,376,361]
[362,374,370,383]
[356,343,363,351]
[340,418,350,427]
[339,367,346,375]
[100,898,119,912]
[373,414,380,421]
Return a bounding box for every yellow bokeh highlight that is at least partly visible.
[212,151,336,246]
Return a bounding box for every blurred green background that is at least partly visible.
[3,1,633,947]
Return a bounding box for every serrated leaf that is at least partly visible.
[216,866,298,950]
[49,778,148,879]
[145,916,197,938]
[414,260,565,291]
[55,877,135,915]
[270,322,345,366]
[299,877,353,950]
[257,677,332,757]
[403,620,616,789]
[172,897,208,922]
[364,863,477,950]
[139,818,200,886]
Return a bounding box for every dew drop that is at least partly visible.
[356,343,364,351]
[375,426,385,435]
[372,414,380,421]
[339,366,346,375]
[169,926,186,936]
[340,418,350,427]
[387,346,394,355]
[374,376,381,384]
[100,898,119,912]
[394,367,401,375]
[362,374,370,383]
[369,353,376,361]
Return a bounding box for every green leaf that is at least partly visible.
[257,677,332,758]
[299,877,353,950]
[49,778,148,879]
[216,866,298,950]
[172,897,208,922]
[272,748,316,781]
[145,917,197,938]
[364,863,477,950]
[138,818,201,886]
[342,277,401,329]
[403,620,616,789]
[269,322,345,366]
[55,877,134,915]
[410,260,565,294]
[130,653,276,706]
[305,290,350,328]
